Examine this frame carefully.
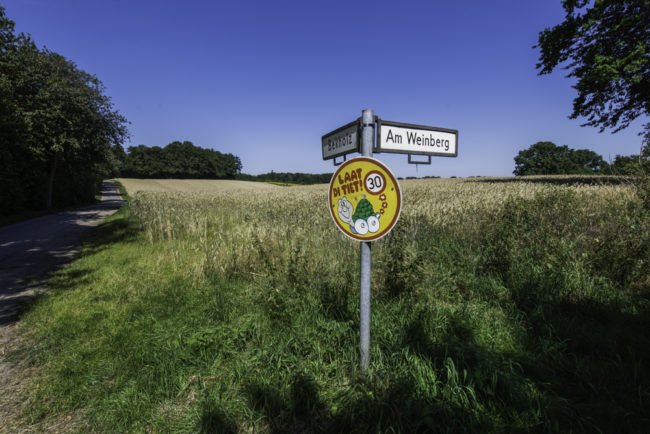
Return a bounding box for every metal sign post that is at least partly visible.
[323,109,458,377]
[359,109,374,375]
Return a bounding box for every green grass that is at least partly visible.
[10,179,650,432]
[110,178,130,202]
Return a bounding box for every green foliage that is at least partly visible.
[609,153,643,175]
[379,217,423,298]
[514,141,608,175]
[482,189,649,296]
[0,7,128,215]
[637,140,650,210]
[536,0,650,135]
[607,144,650,210]
[120,141,241,179]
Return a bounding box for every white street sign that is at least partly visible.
[377,120,458,157]
[322,119,360,160]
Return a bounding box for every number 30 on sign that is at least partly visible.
[328,157,402,241]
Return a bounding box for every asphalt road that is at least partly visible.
[0,181,124,326]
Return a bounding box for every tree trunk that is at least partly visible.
[46,156,58,210]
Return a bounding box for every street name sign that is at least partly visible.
[376,119,458,157]
[329,157,401,242]
[322,118,360,160]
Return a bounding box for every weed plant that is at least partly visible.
[12,177,650,432]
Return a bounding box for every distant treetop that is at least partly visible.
[514,141,608,176]
[119,141,242,179]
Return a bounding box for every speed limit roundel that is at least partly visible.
[328,157,402,241]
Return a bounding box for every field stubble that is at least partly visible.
[128,178,640,287]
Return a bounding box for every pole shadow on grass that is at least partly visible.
[199,362,490,433]
[198,374,327,433]
[366,288,650,432]
[509,292,650,432]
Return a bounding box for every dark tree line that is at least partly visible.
[118,141,241,179]
[1,7,128,217]
[514,141,643,176]
[236,171,333,185]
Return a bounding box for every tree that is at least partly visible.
[12,48,127,209]
[610,153,644,175]
[0,5,24,51]
[571,148,609,173]
[0,7,33,213]
[1,7,128,215]
[536,0,649,135]
[514,141,607,176]
[108,143,127,176]
[120,141,242,179]
[24,50,127,208]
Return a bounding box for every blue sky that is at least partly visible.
[3,0,646,177]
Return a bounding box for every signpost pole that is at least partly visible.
[324,111,455,377]
[359,109,373,375]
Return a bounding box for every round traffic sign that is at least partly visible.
[328,157,402,241]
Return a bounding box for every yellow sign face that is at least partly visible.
[329,157,402,241]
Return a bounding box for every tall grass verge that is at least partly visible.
[11,177,650,432]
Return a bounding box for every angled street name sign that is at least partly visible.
[321,118,360,160]
[376,119,458,157]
